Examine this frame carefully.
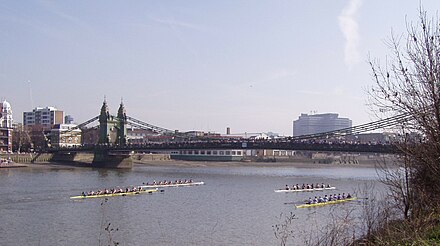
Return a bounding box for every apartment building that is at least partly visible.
[23,107,64,128]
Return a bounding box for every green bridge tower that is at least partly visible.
[93,99,132,168]
[98,99,127,146]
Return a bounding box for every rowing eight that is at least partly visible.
[274,187,336,193]
[70,189,160,199]
[295,197,357,208]
[140,181,205,189]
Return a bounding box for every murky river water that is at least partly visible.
[0,163,384,246]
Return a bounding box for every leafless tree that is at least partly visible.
[369,7,440,216]
[272,212,296,246]
[12,125,32,152]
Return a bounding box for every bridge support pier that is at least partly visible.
[92,148,133,169]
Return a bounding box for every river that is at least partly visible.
[0,163,385,246]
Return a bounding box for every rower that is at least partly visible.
[307,197,312,204]
[318,196,323,203]
[328,194,333,201]
[337,194,341,200]
[342,193,346,199]
[313,196,318,204]
[285,185,290,190]
[347,193,352,198]
[323,195,328,202]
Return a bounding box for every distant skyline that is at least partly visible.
[1,1,440,136]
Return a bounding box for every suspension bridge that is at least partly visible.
[49,100,410,168]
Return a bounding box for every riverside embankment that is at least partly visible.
[0,152,395,169]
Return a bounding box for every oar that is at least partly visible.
[284,200,308,205]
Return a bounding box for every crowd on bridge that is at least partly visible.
[52,135,397,153]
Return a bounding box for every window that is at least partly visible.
[220,151,224,155]
[226,151,231,155]
[207,151,211,155]
[237,151,242,155]
[232,151,236,155]
[213,151,218,155]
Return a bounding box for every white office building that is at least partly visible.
[292,113,352,136]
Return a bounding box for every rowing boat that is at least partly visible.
[274,187,336,193]
[70,188,159,199]
[140,181,205,189]
[295,197,357,208]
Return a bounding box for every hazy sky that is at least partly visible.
[1,1,440,136]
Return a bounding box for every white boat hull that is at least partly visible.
[275,187,336,193]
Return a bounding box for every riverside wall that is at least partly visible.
[0,152,95,164]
